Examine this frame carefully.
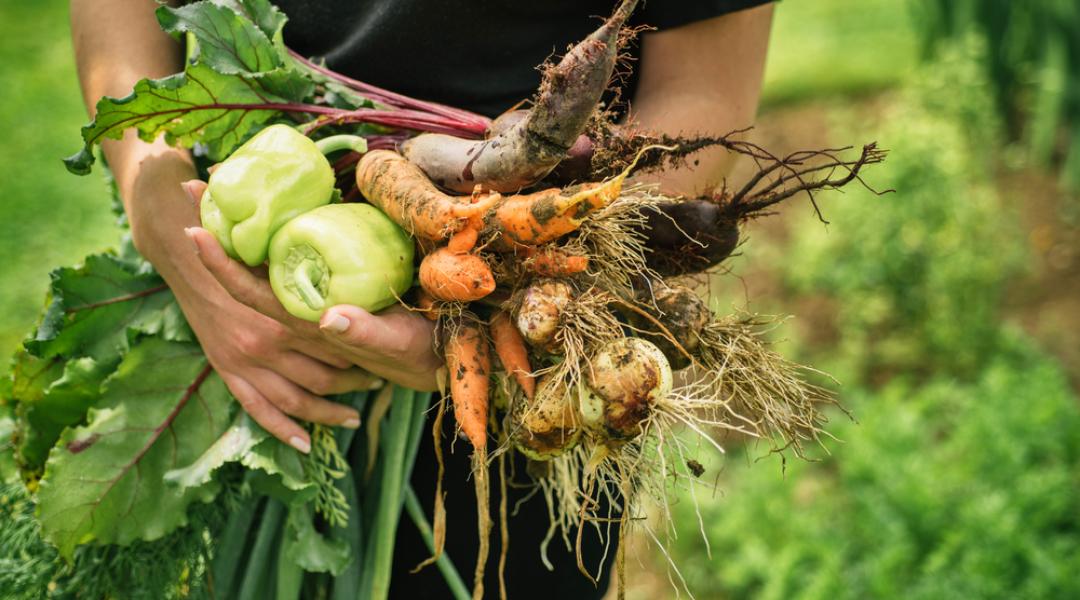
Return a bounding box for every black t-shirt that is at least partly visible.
[275,0,772,117]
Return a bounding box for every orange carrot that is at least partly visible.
[445,323,493,600]
[415,289,439,321]
[447,225,480,254]
[419,247,496,302]
[446,324,490,450]
[357,148,642,250]
[480,175,626,248]
[521,246,590,277]
[489,310,535,401]
[356,150,500,240]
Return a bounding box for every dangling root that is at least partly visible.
[694,315,835,458]
[498,441,510,600]
[413,394,449,573]
[472,446,491,600]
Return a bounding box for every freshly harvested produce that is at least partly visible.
[631,285,711,369]
[418,246,496,302]
[639,199,741,275]
[401,0,639,193]
[268,203,414,321]
[490,310,535,400]
[580,337,673,440]
[355,149,499,241]
[510,374,581,460]
[515,279,574,352]
[357,147,632,249]
[42,0,891,597]
[199,125,367,265]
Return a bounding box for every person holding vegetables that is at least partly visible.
[71,0,773,596]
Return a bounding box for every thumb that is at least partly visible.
[319,305,383,348]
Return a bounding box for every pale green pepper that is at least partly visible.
[268,203,415,321]
[199,124,367,266]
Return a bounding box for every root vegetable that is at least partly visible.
[521,246,589,277]
[511,375,582,461]
[357,149,629,249]
[490,310,535,401]
[631,285,711,369]
[581,338,672,440]
[355,149,500,241]
[446,324,491,450]
[515,279,574,352]
[419,247,496,302]
[401,0,639,193]
[480,169,629,248]
[639,199,740,275]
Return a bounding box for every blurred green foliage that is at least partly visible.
[915,0,1080,190]
[0,2,119,357]
[668,15,1080,600]
[674,336,1080,600]
[785,40,1024,381]
[762,0,919,107]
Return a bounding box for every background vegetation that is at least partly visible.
[1,1,1077,599]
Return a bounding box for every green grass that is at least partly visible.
[763,0,920,106]
[0,1,119,358]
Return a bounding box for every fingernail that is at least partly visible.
[342,417,361,429]
[322,312,350,334]
[289,436,311,454]
[180,181,199,203]
[368,378,385,390]
[183,227,200,254]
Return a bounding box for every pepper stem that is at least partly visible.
[314,134,368,155]
[284,245,330,312]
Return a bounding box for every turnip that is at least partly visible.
[515,279,574,352]
[510,374,582,461]
[581,337,673,440]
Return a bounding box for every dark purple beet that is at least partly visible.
[638,199,740,275]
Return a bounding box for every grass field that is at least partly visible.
[0,2,117,357]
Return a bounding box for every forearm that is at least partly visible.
[71,0,207,296]
[628,4,773,196]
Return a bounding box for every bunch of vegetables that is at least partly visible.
[0,1,887,598]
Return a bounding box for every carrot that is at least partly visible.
[355,149,500,240]
[445,323,491,450]
[419,247,496,302]
[415,289,439,321]
[447,225,480,254]
[358,148,631,249]
[445,323,493,600]
[489,310,535,401]
[480,170,628,249]
[521,246,589,277]
[401,0,640,193]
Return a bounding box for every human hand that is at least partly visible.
[181,181,443,396]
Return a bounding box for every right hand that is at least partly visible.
[171,251,381,453]
[117,148,379,454]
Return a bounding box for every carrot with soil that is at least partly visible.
[444,323,493,599]
[490,310,536,401]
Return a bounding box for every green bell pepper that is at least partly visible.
[268,203,415,321]
[199,125,367,266]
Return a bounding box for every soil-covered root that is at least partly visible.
[625,283,711,369]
